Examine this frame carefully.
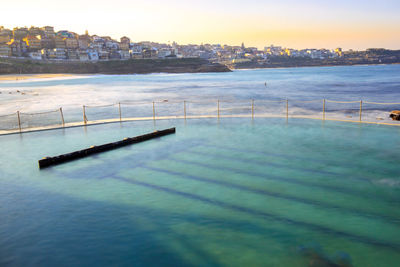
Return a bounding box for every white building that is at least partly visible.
[88,50,99,61]
[119,50,130,60]
[79,51,89,61]
[28,52,42,60]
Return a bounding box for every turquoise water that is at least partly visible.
[1,118,400,266]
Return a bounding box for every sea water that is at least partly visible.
[0,64,400,123]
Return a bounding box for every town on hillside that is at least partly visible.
[0,25,346,63]
[1,25,399,68]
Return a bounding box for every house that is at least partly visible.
[28,51,42,60]
[119,50,130,59]
[0,35,10,44]
[142,48,157,58]
[109,51,121,60]
[65,38,79,49]
[0,44,11,57]
[8,39,27,57]
[54,36,66,49]
[13,27,29,39]
[105,40,119,50]
[23,35,42,51]
[131,51,143,59]
[158,48,172,58]
[41,48,56,60]
[78,34,91,49]
[41,26,55,38]
[56,30,74,39]
[98,50,109,60]
[28,26,42,36]
[67,49,79,60]
[88,50,99,61]
[119,42,130,51]
[120,36,130,44]
[54,48,66,59]
[41,38,55,49]
[79,51,89,61]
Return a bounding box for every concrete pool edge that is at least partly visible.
[1,114,400,136]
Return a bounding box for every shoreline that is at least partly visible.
[0,58,231,76]
[232,62,400,71]
[231,62,400,70]
[0,73,79,81]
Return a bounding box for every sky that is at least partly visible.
[1,0,400,50]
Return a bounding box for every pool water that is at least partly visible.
[0,118,399,266]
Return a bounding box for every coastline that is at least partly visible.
[0,73,77,81]
[231,62,400,71]
[0,58,231,75]
[230,61,400,70]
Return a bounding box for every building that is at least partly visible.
[109,51,121,60]
[142,48,157,58]
[120,36,130,44]
[67,49,79,60]
[28,51,42,60]
[41,38,55,49]
[54,48,66,59]
[88,50,99,61]
[158,48,172,58]
[0,44,11,57]
[65,38,79,49]
[105,40,119,50]
[54,36,66,49]
[28,26,42,36]
[41,26,55,38]
[335,48,343,57]
[0,35,10,44]
[119,50,130,59]
[119,42,130,51]
[41,48,56,59]
[8,39,27,57]
[23,35,42,51]
[98,50,109,60]
[79,51,89,61]
[56,30,75,39]
[13,27,29,39]
[78,34,91,49]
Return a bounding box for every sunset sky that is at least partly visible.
[2,0,400,50]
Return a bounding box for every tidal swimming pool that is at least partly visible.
[0,118,399,266]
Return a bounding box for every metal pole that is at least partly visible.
[60,107,65,127]
[217,100,220,119]
[359,100,363,122]
[322,99,326,120]
[251,99,254,119]
[17,111,21,132]
[286,99,289,119]
[152,101,155,122]
[184,100,186,120]
[118,102,122,121]
[83,105,87,124]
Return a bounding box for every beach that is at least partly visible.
[0,73,76,81]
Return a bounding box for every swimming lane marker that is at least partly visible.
[38,127,176,169]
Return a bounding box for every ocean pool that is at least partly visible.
[0,118,399,266]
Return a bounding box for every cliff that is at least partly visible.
[0,58,231,75]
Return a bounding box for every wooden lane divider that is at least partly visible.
[38,127,176,169]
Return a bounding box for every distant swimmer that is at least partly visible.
[264,82,267,87]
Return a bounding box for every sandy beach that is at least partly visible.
[0,74,75,81]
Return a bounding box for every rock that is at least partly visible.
[389,110,400,121]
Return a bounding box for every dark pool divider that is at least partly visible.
[38,127,176,169]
